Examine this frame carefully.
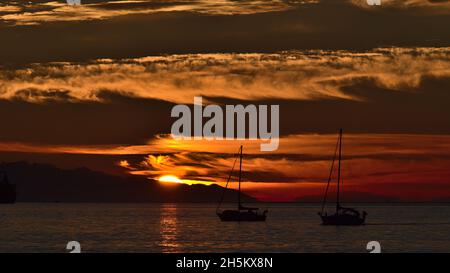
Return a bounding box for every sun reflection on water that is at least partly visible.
[159,203,179,253]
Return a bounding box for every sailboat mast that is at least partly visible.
[238,145,243,209]
[336,129,342,213]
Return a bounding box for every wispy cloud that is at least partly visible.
[350,0,450,11]
[1,133,449,182]
[0,0,310,25]
[129,133,450,200]
[3,0,449,26]
[1,47,449,104]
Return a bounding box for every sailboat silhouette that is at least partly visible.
[318,129,367,225]
[216,145,268,222]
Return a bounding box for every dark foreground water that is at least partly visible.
[0,203,449,253]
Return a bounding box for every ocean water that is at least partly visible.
[0,203,449,253]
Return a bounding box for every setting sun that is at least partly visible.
[158,175,214,186]
[158,175,183,184]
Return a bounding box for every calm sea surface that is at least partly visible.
[0,203,449,253]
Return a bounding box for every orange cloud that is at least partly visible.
[1,48,450,104]
[1,134,449,201]
[0,0,299,26]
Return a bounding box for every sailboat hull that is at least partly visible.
[320,214,365,226]
[217,210,267,222]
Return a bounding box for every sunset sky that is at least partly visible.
[1,0,450,201]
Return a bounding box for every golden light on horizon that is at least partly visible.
[158,175,214,186]
[158,175,183,184]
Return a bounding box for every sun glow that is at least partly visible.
[158,175,183,184]
[158,175,214,186]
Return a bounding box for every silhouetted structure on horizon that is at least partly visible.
[217,146,268,222]
[0,161,257,203]
[318,129,367,225]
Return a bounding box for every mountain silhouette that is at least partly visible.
[0,161,256,203]
[296,192,402,203]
